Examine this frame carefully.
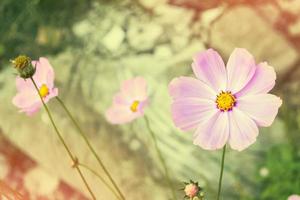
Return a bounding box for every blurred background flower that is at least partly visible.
[106,77,148,124]
[0,0,300,199]
[288,195,300,200]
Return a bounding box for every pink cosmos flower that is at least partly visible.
[106,77,148,124]
[288,195,300,200]
[169,48,282,151]
[13,57,58,116]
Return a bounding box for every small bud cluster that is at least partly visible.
[11,55,36,79]
[182,180,205,200]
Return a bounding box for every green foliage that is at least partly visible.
[257,144,300,200]
[0,0,91,69]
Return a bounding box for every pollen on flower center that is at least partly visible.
[130,100,140,112]
[39,84,49,98]
[216,91,236,111]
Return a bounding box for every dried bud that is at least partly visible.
[11,55,31,69]
[11,55,35,79]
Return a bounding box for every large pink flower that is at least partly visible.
[13,57,58,116]
[169,48,282,151]
[106,77,148,124]
[288,195,300,200]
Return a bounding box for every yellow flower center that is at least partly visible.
[130,100,140,112]
[216,91,236,111]
[39,84,49,98]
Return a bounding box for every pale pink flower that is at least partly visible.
[106,77,148,124]
[288,195,300,200]
[169,48,282,151]
[184,183,199,198]
[13,57,58,116]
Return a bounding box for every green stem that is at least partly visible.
[29,77,96,200]
[55,96,126,200]
[78,163,121,200]
[217,145,226,200]
[144,116,177,200]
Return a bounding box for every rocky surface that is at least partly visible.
[0,0,299,199]
[210,6,298,73]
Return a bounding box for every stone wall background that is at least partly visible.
[1,0,300,199]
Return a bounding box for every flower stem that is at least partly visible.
[78,162,121,200]
[30,77,96,200]
[55,96,126,200]
[217,145,226,200]
[144,116,177,200]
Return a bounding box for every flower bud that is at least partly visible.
[11,55,36,79]
[182,180,204,199]
[184,183,199,198]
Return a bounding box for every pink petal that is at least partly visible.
[12,89,40,109]
[193,112,229,150]
[169,77,217,101]
[33,57,54,86]
[192,49,227,92]
[105,105,141,124]
[228,109,259,151]
[113,92,131,106]
[46,68,55,89]
[44,87,59,103]
[226,48,256,94]
[236,62,276,97]
[237,94,282,127]
[120,77,147,101]
[13,89,42,116]
[137,99,148,114]
[16,77,34,92]
[171,98,217,131]
[20,102,42,116]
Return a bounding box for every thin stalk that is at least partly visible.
[144,116,177,200]
[30,77,96,200]
[55,96,126,200]
[78,163,121,200]
[217,145,226,200]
